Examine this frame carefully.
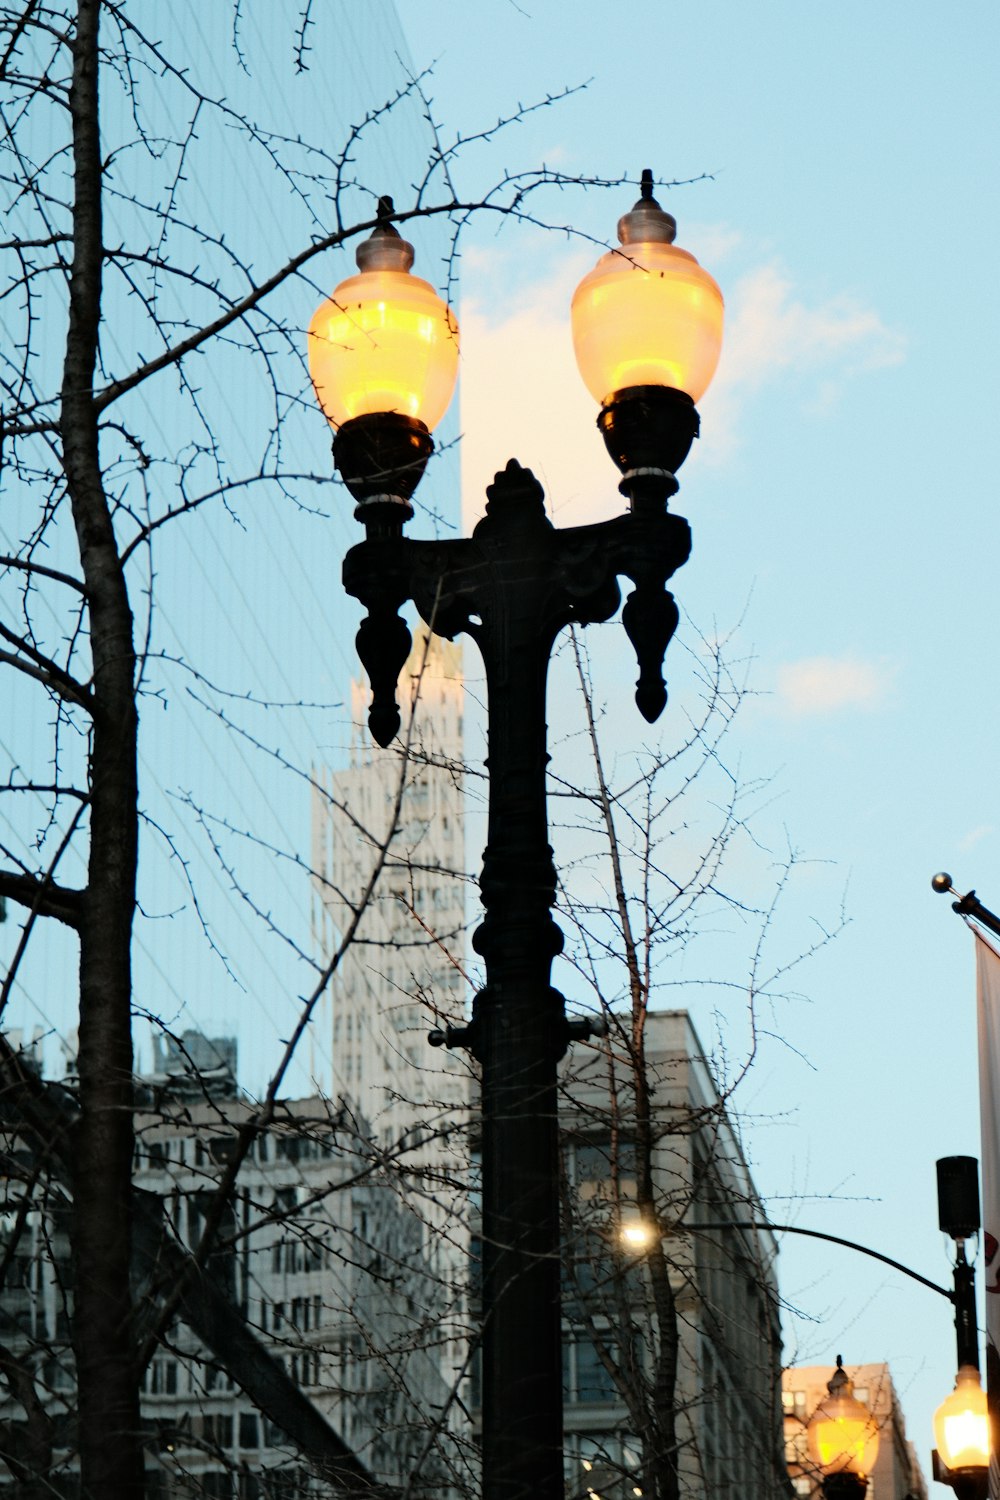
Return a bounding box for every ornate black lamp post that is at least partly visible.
[308,175,723,1500]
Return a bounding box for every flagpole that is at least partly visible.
[935,873,1000,1500]
[934,871,1000,942]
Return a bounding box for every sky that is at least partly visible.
[1,0,998,1478]
[395,0,1000,1472]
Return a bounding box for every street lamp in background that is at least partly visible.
[638,1156,989,1498]
[806,1357,880,1500]
[934,1157,990,1500]
[935,1370,989,1500]
[308,175,723,1500]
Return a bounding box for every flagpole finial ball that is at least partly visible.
[932,872,953,893]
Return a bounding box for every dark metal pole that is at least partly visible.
[686,1219,953,1299]
[954,1249,981,1370]
[933,873,1000,943]
[933,890,999,1499]
[933,1155,990,1500]
[343,449,692,1500]
[937,1156,983,1372]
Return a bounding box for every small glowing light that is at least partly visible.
[582,1460,593,1472]
[935,1366,990,1472]
[621,1220,655,1250]
[633,1488,644,1496]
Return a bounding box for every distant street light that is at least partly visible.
[933,1156,990,1500]
[806,1356,880,1500]
[670,1157,991,1498]
[309,174,723,1500]
[934,1367,990,1498]
[619,1216,656,1252]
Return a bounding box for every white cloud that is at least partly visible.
[773,655,892,716]
[959,824,994,853]
[683,221,745,266]
[454,242,907,511]
[456,249,609,530]
[702,262,907,458]
[722,263,906,387]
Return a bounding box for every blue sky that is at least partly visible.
[399,0,1000,1468]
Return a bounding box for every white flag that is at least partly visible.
[976,930,1000,1497]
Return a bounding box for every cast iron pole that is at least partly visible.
[343,456,690,1500]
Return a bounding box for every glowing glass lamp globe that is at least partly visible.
[308,197,458,521]
[806,1359,880,1487]
[308,198,458,432]
[934,1366,990,1474]
[571,171,723,497]
[571,170,723,408]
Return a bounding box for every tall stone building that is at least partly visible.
[550,1008,790,1500]
[310,628,474,1437]
[132,1056,469,1498]
[311,627,468,1139]
[0,1029,470,1497]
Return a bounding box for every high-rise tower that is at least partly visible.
[311,627,468,1136]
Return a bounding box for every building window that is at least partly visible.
[564,1432,642,1500]
[201,1475,233,1499]
[565,1136,638,1206]
[564,1333,619,1405]
[782,1388,807,1420]
[148,1358,178,1395]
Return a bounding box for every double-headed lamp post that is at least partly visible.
[308,174,722,1500]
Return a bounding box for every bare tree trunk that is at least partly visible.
[61,2,143,1493]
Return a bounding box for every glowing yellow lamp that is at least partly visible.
[308,199,459,432]
[935,1366,990,1473]
[571,171,723,407]
[806,1359,880,1480]
[620,1218,655,1251]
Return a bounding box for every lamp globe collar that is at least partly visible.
[355,195,415,274]
[617,168,677,247]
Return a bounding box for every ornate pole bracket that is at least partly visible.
[343,458,691,748]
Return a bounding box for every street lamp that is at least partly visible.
[932,1157,990,1500]
[307,194,459,536]
[934,1366,990,1500]
[684,1171,991,1500]
[806,1357,880,1500]
[309,175,722,1500]
[571,167,723,522]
